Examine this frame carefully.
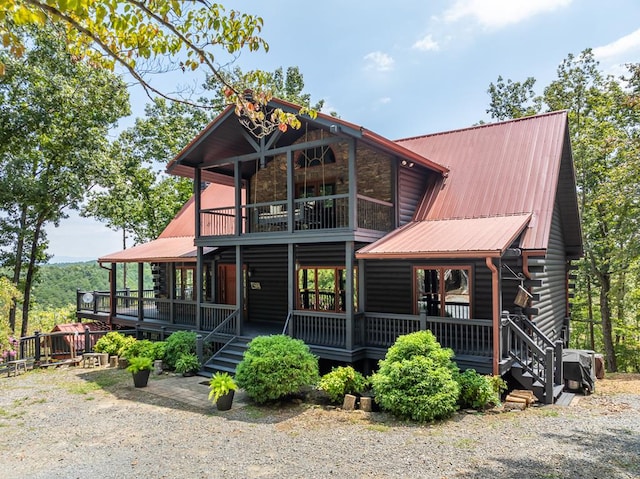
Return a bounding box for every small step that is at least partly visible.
[555,391,576,407]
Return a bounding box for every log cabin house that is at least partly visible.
[77,100,582,402]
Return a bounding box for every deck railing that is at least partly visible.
[290,311,347,348]
[363,312,493,357]
[201,304,237,332]
[199,194,394,237]
[16,329,136,363]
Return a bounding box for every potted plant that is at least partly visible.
[126,356,153,388]
[208,372,238,411]
[174,353,201,377]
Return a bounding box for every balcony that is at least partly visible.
[200,194,393,237]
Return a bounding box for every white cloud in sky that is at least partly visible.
[364,51,395,72]
[442,0,573,29]
[413,34,440,52]
[593,28,640,61]
[379,97,392,104]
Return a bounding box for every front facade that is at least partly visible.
[78,101,582,400]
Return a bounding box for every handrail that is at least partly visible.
[201,309,239,344]
[513,313,555,350]
[503,313,555,401]
[282,311,293,335]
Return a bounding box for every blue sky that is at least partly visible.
[46,0,640,262]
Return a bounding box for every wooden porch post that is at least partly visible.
[168,264,175,324]
[345,241,355,350]
[348,139,357,230]
[194,167,202,331]
[137,262,144,322]
[486,257,501,375]
[287,243,295,336]
[286,149,294,234]
[235,245,243,335]
[109,263,116,326]
[234,159,242,236]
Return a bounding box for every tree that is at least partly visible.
[486,75,542,120]
[1,1,315,133]
[84,65,326,262]
[486,50,640,372]
[83,98,208,247]
[0,26,129,335]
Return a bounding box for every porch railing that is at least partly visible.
[201,304,237,332]
[363,312,493,357]
[290,311,347,348]
[16,328,136,363]
[199,194,394,236]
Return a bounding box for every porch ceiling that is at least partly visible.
[355,214,532,259]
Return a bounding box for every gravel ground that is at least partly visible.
[1,367,639,479]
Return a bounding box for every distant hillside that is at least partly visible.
[32,262,152,309]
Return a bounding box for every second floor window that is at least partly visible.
[296,146,336,169]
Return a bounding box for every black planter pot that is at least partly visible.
[132,369,151,388]
[216,391,235,411]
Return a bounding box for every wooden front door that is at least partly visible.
[218,264,236,305]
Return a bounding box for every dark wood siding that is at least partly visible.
[529,205,568,341]
[363,258,494,320]
[397,166,429,226]
[296,243,346,265]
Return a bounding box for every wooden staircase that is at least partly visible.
[202,336,250,376]
[502,312,565,404]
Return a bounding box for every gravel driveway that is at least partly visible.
[1,367,638,479]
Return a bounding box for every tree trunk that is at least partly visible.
[20,216,45,337]
[586,272,595,351]
[598,272,617,372]
[8,207,28,333]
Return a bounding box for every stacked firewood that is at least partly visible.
[503,390,537,410]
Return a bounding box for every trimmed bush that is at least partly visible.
[94,332,130,356]
[371,331,460,422]
[121,339,155,360]
[318,366,369,404]
[456,370,506,409]
[235,335,319,404]
[174,353,201,375]
[164,331,197,369]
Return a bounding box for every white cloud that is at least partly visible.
[442,0,572,29]
[593,28,640,61]
[364,51,395,72]
[379,97,392,105]
[413,34,440,52]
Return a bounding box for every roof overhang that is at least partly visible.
[356,214,533,260]
[166,98,449,181]
[98,236,214,264]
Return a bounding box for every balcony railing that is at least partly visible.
[199,194,393,236]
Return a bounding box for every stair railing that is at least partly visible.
[282,311,293,335]
[502,312,555,403]
[201,309,239,344]
[200,310,239,366]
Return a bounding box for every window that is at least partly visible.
[297,266,357,312]
[415,266,471,318]
[175,266,195,300]
[296,146,335,169]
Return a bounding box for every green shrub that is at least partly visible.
[174,353,201,374]
[126,356,153,373]
[235,335,319,404]
[371,331,460,422]
[318,366,369,403]
[94,332,129,356]
[121,339,155,360]
[456,369,504,409]
[151,341,166,361]
[164,331,197,369]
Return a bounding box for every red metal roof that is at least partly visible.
[396,111,573,252]
[356,214,531,259]
[99,183,234,263]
